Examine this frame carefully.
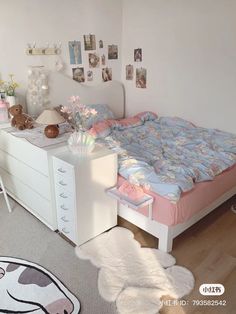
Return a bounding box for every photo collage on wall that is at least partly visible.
[68,34,118,83]
[125,48,147,88]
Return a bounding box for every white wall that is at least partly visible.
[1,0,236,133]
[122,0,236,133]
[0,0,122,107]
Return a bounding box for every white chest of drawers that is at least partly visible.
[0,124,67,229]
[52,146,117,246]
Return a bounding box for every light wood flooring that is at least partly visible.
[118,195,236,314]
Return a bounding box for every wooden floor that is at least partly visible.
[118,195,236,314]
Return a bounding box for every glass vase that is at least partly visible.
[67,131,95,155]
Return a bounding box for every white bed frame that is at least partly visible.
[48,72,125,119]
[49,72,236,252]
[119,186,236,252]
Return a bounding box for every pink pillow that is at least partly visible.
[89,120,111,138]
[118,117,142,127]
[134,111,158,121]
[112,117,143,130]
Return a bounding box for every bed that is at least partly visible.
[49,72,236,252]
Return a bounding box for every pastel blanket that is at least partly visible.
[94,114,236,202]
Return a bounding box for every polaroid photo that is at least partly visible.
[87,70,93,82]
[83,34,96,50]
[88,53,100,68]
[134,48,142,62]
[126,65,134,80]
[136,68,147,88]
[99,40,103,49]
[72,67,85,83]
[102,67,112,82]
[101,54,106,66]
[108,45,118,59]
[68,41,82,64]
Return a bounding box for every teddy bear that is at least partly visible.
[8,104,34,130]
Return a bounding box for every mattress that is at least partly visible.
[118,164,236,226]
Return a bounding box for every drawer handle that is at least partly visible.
[60,204,69,211]
[61,216,69,222]
[59,193,68,199]
[58,167,66,173]
[59,180,67,186]
[62,227,70,234]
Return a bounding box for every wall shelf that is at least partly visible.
[26,48,61,55]
[106,186,153,210]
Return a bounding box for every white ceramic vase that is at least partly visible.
[6,96,16,107]
[67,131,95,155]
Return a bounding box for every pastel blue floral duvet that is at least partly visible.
[95,114,236,202]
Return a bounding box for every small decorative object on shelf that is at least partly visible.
[59,96,96,154]
[118,181,145,202]
[106,186,153,211]
[0,74,19,106]
[26,66,50,118]
[36,109,65,138]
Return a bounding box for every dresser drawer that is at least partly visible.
[0,150,50,200]
[0,130,48,175]
[0,166,54,227]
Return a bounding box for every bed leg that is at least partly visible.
[158,227,173,252]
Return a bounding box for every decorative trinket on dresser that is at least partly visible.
[8,104,34,130]
[59,96,96,154]
[0,100,9,122]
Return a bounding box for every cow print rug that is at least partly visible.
[0,256,80,313]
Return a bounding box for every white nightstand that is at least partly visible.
[52,145,117,246]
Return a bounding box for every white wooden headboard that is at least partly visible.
[48,72,125,118]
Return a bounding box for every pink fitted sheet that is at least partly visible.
[118,164,236,226]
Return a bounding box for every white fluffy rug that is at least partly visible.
[75,227,194,314]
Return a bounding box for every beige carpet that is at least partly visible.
[0,196,117,314]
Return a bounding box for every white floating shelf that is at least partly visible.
[106,186,153,210]
[26,48,61,55]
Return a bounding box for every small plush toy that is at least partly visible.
[8,104,34,130]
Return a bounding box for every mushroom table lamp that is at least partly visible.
[36,109,65,138]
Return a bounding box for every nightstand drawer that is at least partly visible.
[56,196,75,218]
[55,192,75,217]
[58,213,72,224]
[53,158,73,178]
[56,198,74,213]
[58,219,76,243]
[55,183,74,200]
[54,172,74,190]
